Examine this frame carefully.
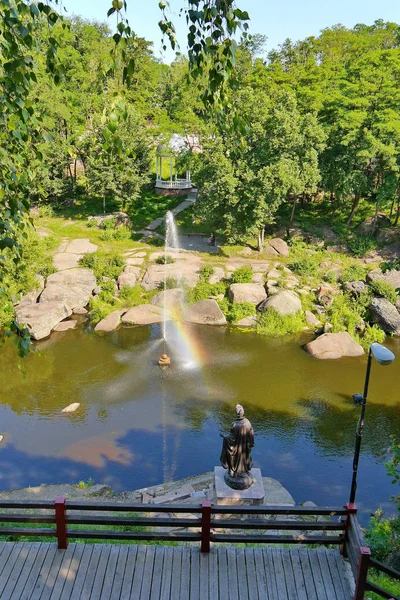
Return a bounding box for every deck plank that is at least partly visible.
[226,547,239,600]
[139,546,155,600]
[208,549,219,600]
[244,548,259,600]
[236,548,249,600]
[100,544,120,600]
[149,547,163,600]
[326,549,352,600]
[296,549,317,600]
[217,547,228,600]
[171,547,183,600]
[120,545,138,600]
[316,548,339,600]
[59,544,85,600]
[1,543,31,600]
[271,548,288,600]
[253,549,268,600]
[79,544,104,600]
[180,547,190,600]
[307,549,328,600]
[280,548,297,599]
[48,545,77,600]
[289,549,308,600]
[0,544,25,597]
[67,544,94,600]
[199,548,209,600]
[159,546,173,600]
[130,545,146,600]
[112,544,129,600]
[190,547,200,600]
[18,543,51,600]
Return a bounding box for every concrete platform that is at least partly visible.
[214,466,265,505]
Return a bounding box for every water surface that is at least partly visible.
[1,324,399,523]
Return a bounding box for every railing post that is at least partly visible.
[342,502,357,556]
[54,497,68,549]
[201,501,212,553]
[353,546,371,600]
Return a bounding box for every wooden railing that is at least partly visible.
[2,497,399,598]
[343,503,400,600]
[155,179,192,189]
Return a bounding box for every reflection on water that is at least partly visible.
[0,324,399,523]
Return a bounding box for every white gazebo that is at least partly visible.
[155,134,200,195]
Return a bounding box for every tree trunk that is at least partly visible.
[289,198,296,227]
[258,228,265,252]
[346,193,360,226]
[395,182,400,226]
[389,197,396,223]
[103,194,106,215]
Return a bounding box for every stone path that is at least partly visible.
[144,188,198,232]
[53,239,98,271]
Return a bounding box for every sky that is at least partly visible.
[64,0,400,62]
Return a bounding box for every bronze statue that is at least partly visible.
[220,404,254,490]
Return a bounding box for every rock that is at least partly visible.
[133,251,147,258]
[267,268,282,280]
[324,268,342,281]
[326,244,350,254]
[323,322,333,333]
[122,304,164,325]
[266,280,278,293]
[236,316,257,327]
[228,283,267,305]
[263,478,295,505]
[284,276,299,289]
[73,307,88,315]
[376,228,399,245]
[15,301,71,340]
[367,268,400,290]
[65,238,98,254]
[357,214,391,236]
[53,252,83,270]
[252,273,265,284]
[239,247,253,256]
[95,310,125,332]
[118,271,139,288]
[209,267,225,284]
[53,320,77,332]
[305,332,364,359]
[142,259,200,291]
[321,226,339,243]
[313,304,326,315]
[185,300,227,325]
[268,238,289,257]
[150,484,195,504]
[126,257,144,266]
[343,281,368,295]
[251,262,270,273]
[114,212,131,228]
[150,288,185,309]
[369,298,400,335]
[319,294,333,309]
[305,311,321,327]
[61,403,80,413]
[258,290,302,316]
[263,246,279,257]
[40,268,97,311]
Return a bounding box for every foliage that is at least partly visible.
[341,264,367,283]
[187,281,227,304]
[256,309,305,336]
[199,265,215,281]
[361,324,386,348]
[155,256,175,265]
[288,258,316,277]
[77,478,94,489]
[370,280,398,304]
[231,266,253,284]
[99,225,131,241]
[347,236,377,258]
[218,301,256,324]
[80,251,125,281]
[386,436,400,506]
[365,512,398,563]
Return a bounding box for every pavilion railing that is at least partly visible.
[155,179,192,189]
[1,498,399,599]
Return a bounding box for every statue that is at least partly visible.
[220,404,254,490]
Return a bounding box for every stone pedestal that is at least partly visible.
[214,467,265,505]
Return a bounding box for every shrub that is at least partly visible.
[341,264,367,283]
[38,205,55,218]
[80,252,125,281]
[113,225,131,240]
[362,324,386,347]
[370,280,397,304]
[288,257,315,276]
[328,293,364,337]
[365,512,396,563]
[256,309,305,336]
[187,281,227,304]
[99,229,114,241]
[101,217,116,230]
[119,284,149,307]
[226,302,256,324]
[86,219,98,229]
[155,255,175,264]
[231,266,253,283]
[88,298,115,324]
[199,265,214,282]
[323,270,337,284]
[347,235,377,257]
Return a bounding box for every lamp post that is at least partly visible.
[349,343,395,505]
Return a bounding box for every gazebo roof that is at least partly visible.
[156,133,201,156]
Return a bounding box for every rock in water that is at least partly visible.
[122,304,164,325]
[95,310,124,332]
[16,301,71,340]
[185,299,227,325]
[61,403,80,413]
[40,268,97,311]
[150,288,185,309]
[53,321,77,332]
[369,298,400,335]
[305,332,364,360]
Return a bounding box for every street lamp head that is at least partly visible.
[370,343,395,366]
[352,393,364,405]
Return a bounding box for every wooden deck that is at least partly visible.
[0,542,353,600]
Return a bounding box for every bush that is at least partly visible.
[288,257,315,276]
[88,298,115,324]
[80,252,125,281]
[347,235,377,257]
[256,309,305,336]
[226,302,256,324]
[365,512,398,563]
[341,264,367,283]
[102,217,116,230]
[37,205,55,219]
[231,266,253,283]
[362,324,386,347]
[328,293,364,338]
[370,280,397,304]
[187,281,227,304]
[119,284,150,307]
[199,265,214,282]
[323,270,337,284]
[155,255,175,264]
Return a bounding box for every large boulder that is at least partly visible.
[150,288,185,309]
[118,266,141,288]
[268,238,289,257]
[343,281,368,295]
[53,320,77,332]
[16,301,71,340]
[305,332,364,360]
[367,268,400,290]
[228,283,267,305]
[122,304,164,325]
[209,267,225,284]
[185,300,227,325]
[142,259,200,291]
[369,298,400,335]
[376,228,399,245]
[95,310,125,332]
[40,268,97,311]
[357,214,391,236]
[258,290,302,315]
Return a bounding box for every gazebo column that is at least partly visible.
[170,157,173,182]
[159,157,162,182]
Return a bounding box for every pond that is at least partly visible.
[0,323,399,524]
